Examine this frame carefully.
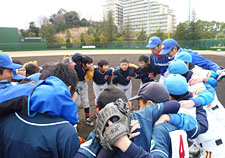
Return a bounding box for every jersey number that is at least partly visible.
[179,135,185,158]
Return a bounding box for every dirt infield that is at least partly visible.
[6,49,225,58]
[13,52,225,139]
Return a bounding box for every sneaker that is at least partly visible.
[86,118,94,127]
[189,143,200,156]
[217,69,225,81]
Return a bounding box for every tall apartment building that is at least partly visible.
[103,0,123,32]
[104,0,176,34]
[148,1,176,34]
[123,0,176,34]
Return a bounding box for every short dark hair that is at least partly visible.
[98,59,109,67]
[0,67,4,75]
[13,60,23,65]
[25,64,40,76]
[81,56,93,65]
[39,62,79,95]
[97,85,128,110]
[120,58,129,63]
[139,55,149,63]
[170,91,189,101]
[176,44,181,51]
[72,53,82,64]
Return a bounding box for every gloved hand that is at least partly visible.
[84,66,95,82]
[95,98,130,150]
[129,63,138,70]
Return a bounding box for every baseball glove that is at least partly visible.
[129,63,138,70]
[84,66,95,82]
[95,98,130,150]
[23,61,38,67]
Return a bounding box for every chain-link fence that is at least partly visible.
[1,39,225,52]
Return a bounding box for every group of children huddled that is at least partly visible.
[66,52,161,126]
[1,36,225,158]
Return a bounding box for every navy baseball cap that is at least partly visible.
[72,53,82,63]
[146,36,161,48]
[164,74,188,95]
[168,60,188,75]
[129,82,170,103]
[12,69,26,80]
[0,53,22,69]
[160,38,178,55]
[175,52,192,63]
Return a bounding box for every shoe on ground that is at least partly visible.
[189,143,200,156]
[217,69,225,81]
[86,118,94,127]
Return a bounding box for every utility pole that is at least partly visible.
[147,0,150,38]
[187,0,191,40]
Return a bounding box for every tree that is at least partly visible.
[50,14,66,32]
[87,26,96,35]
[72,38,81,48]
[66,30,71,39]
[216,32,225,39]
[100,34,107,43]
[57,8,67,15]
[72,38,80,43]
[80,33,85,43]
[189,10,201,40]
[103,11,118,42]
[123,16,132,42]
[85,34,95,44]
[56,37,65,43]
[20,29,29,38]
[117,37,124,44]
[201,32,215,39]
[65,30,72,48]
[39,24,56,44]
[64,11,80,28]
[149,29,167,41]
[137,28,147,41]
[28,32,36,37]
[28,22,39,37]
[80,18,90,26]
[37,16,49,27]
[57,21,67,32]
[173,22,188,40]
[99,33,107,48]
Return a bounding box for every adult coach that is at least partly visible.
[0,53,22,89]
[146,36,171,83]
[159,38,221,72]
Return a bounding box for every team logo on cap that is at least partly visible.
[162,45,165,48]
[149,40,152,44]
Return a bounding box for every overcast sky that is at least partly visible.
[0,0,224,29]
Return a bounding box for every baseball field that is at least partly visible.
[8,49,225,139]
